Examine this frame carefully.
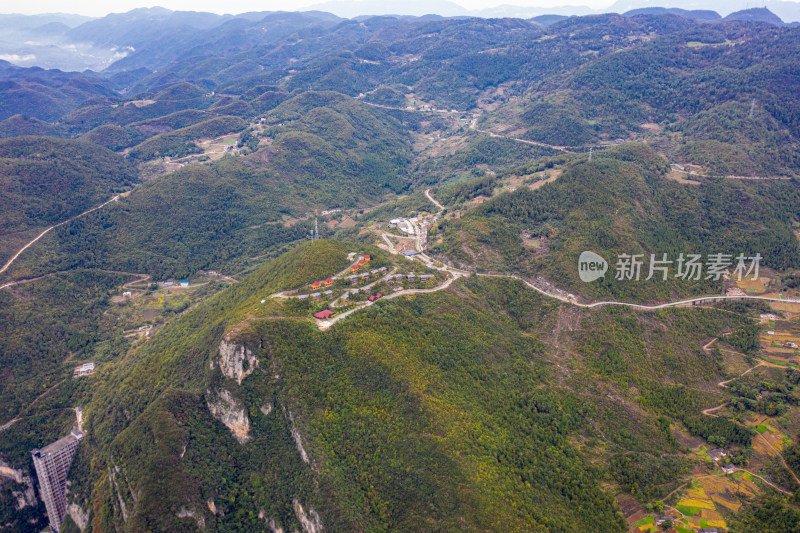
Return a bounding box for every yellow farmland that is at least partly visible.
[679,498,715,509]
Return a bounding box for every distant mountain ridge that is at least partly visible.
[0,4,797,72]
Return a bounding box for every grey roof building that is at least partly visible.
[32,429,84,533]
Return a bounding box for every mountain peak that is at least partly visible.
[724,6,784,25]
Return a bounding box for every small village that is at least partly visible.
[271,250,449,327]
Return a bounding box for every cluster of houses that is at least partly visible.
[298,289,334,302]
[302,254,439,322]
[347,266,389,284]
[349,254,371,272]
[344,271,435,287]
[708,448,726,462]
[310,278,335,291]
[312,291,385,321]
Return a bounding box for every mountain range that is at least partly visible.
[0,3,799,71]
[0,5,800,533]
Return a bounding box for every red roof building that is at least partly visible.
[311,281,322,290]
[368,293,383,303]
[313,309,335,319]
[324,278,334,286]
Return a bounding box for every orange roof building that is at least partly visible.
[324,278,334,286]
[311,281,322,290]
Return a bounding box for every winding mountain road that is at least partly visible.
[308,188,800,330]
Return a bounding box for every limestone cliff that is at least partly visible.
[207,388,251,443]
[0,459,36,510]
[213,340,258,385]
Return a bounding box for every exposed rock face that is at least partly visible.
[258,509,285,532]
[207,389,251,443]
[260,402,273,416]
[293,499,323,533]
[215,340,258,385]
[109,469,129,522]
[286,410,309,464]
[177,506,206,530]
[67,502,89,530]
[0,460,36,509]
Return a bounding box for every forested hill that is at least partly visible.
[2,12,799,174]
[3,92,412,282]
[41,240,755,532]
[435,143,800,301]
[0,137,136,266]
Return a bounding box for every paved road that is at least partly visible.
[318,272,463,330]
[488,272,800,310]
[473,128,574,153]
[297,188,800,330]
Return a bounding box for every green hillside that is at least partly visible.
[0,137,136,267]
[5,92,412,281]
[127,115,246,160]
[434,144,800,301]
[10,240,756,532]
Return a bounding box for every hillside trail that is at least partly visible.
[757,429,800,485]
[1,269,149,291]
[0,192,128,277]
[700,339,763,416]
[0,378,67,430]
[424,188,444,211]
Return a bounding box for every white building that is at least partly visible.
[73,363,95,378]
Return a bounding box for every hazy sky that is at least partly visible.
[1,0,615,17]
